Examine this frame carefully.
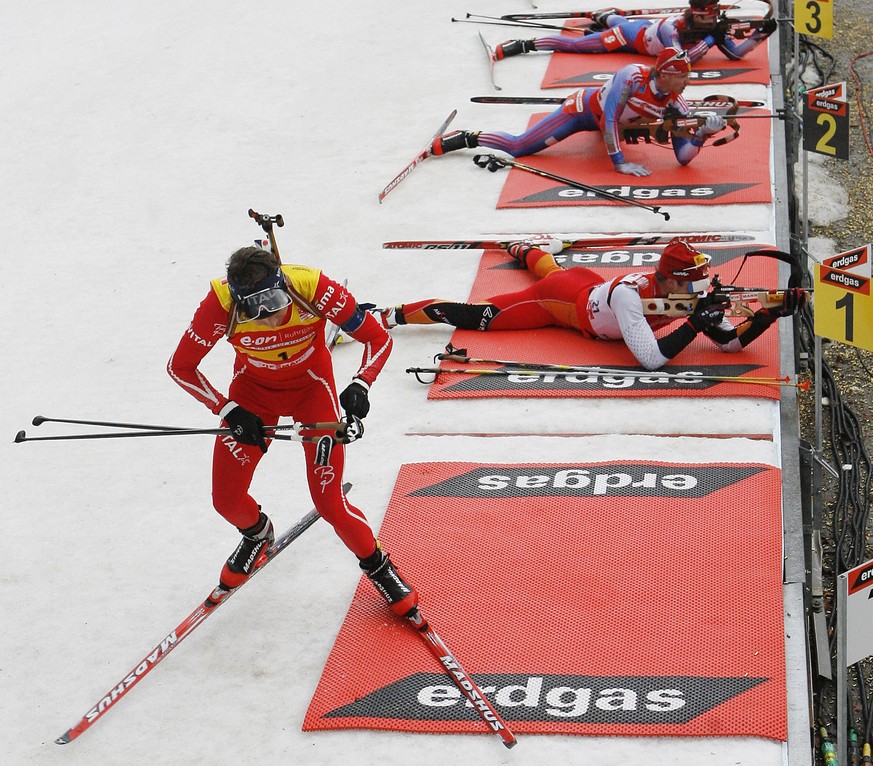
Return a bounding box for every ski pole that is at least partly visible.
[500,4,746,22]
[452,14,589,33]
[16,422,350,444]
[407,366,807,389]
[29,415,345,433]
[437,347,803,384]
[443,360,799,385]
[13,428,333,444]
[472,154,670,220]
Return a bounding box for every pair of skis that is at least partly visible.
[383,232,755,251]
[55,483,516,748]
[500,2,773,22]
[469,94,767,109]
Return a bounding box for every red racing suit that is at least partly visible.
[167,264,391,559]
[401,252,744,371]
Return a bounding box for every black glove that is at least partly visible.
[768,287,807,318]
[688,294,730,332]
[340,415,365,444]
[710,17,731,45]
[222,404,267,453]
[339,380,370,419]
[760,17,778,36]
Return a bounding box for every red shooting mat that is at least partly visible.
[541,30,770,88]
[303,461,787,740]
[427,244,782,400]
[494,110,772,208]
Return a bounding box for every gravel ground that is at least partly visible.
[789,0,873,754]
[793,4,873,539]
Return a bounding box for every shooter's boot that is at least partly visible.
[495,38,537,59]
[430,130,480,156]
[206,511,275,606]
[359,543,419,617]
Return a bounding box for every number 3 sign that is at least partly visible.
[794,0,833,38]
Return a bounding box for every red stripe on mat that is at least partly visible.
[541,34,770,88]
[304,461,787,739]
[493,110,771,208]
[427,246,782,400]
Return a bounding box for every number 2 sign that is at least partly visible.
[803,82,849,161]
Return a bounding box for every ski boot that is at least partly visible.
[206,511,274,606]
[495,39,537,59]
[430,130,480,156]
[367,305,403,329]
[589,8,621,30]
[360,543,419,617]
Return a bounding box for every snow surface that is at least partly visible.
[2,1,799,764]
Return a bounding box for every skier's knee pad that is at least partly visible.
[423,302,499,331]
[601,27,628,51]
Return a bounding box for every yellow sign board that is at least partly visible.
[814,263,873,351]
[794,0,834,39]
[803,82,849,160]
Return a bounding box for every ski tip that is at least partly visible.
[55,732,72,745]
[503,736,519,749]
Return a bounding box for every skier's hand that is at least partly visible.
[221,403,267,452]
[615,162,651,177]
[759,17,778,37]
[525,235,565,254]
[507,241,536,262]
[767,288,807,318]
[339,379,370,419]
[710,18,731,45]
[340,415,365,444]
[688,294,730,332]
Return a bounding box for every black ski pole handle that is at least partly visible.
[473,154,509,172]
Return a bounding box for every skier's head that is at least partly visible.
[686,0,720,29]
[653,47,692,94]
[656,238,712,292]
[655,46,692,75]
[226,246,291,322]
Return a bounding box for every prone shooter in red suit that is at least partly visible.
[168,245,418,615]
[369,238,806,371]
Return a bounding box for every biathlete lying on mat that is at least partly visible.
[366,238,805,372]
[429,47,726,177]
[494,0,776,65]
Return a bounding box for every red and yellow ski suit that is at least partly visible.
[168,264,391,558]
